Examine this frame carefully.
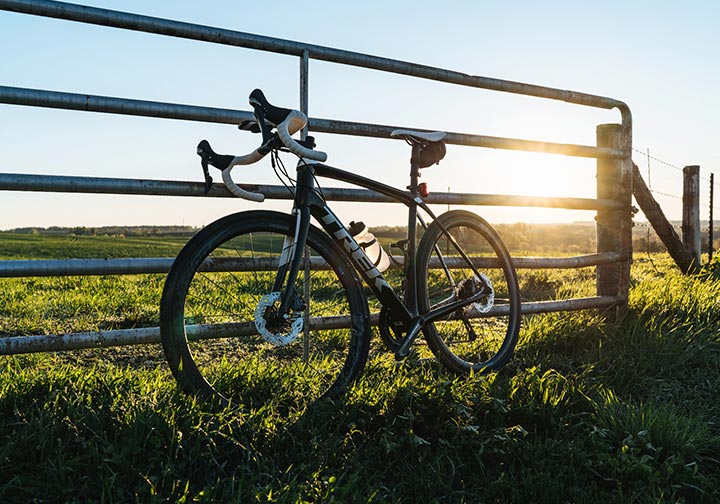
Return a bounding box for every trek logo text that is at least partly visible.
[320,208,390,292]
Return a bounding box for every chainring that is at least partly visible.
[378,306,405,352]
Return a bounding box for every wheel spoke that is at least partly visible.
[416,211,520,374]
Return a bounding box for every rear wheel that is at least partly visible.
[416,210,520,374]
[160,210,370,410]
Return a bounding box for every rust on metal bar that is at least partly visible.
[0,295,624,355]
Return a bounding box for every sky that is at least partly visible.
[1,0,719,229]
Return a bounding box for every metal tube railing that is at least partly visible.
[0,85,624,159]
[0,0,634,354]
[0,0,631,128]
[0,295,625,356]
[0,173,623,210]
[0,252,626,278]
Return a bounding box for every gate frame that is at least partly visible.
[0,0,633,354]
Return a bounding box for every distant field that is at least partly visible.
[1,232,719,502]
[0,232,190,260]
[0,231,597,336]
[2,218,699,258]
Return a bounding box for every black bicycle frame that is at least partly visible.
[277,158,490,357]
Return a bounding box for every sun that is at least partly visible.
[435,149,599,224]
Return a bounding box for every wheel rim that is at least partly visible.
[173,224,362,410]
[421,219,518,372]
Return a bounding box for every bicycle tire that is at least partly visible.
[160,210,370,409]
[416,210,520,374]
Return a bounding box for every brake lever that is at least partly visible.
[238,120,261,133]
[200,156,213,194]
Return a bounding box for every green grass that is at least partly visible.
[1,236,719,502]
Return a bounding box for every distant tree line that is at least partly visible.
[375,221,715,255]
[2,226,199,237]
[3,222,716,254]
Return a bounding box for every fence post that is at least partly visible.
[682,165,701,271]
[596,124,632,320]
[709,173,714,262]
[632,164,694,273]
[300,49,309,140]
[299,49,311,358]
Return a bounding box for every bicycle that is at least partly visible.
[159,89,521,409]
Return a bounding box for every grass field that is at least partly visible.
[0,233,719,502]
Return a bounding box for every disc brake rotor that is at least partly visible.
[254,292,303,346]
[473,273,494,314]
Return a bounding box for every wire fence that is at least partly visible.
[633,148,718,207]
[632,147,717,260]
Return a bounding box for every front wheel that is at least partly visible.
[416,210,520,375]
[160,210,370,410]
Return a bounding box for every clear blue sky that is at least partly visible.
[1,0,718,229]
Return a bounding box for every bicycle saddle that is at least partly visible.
[392,129,447,168]
[391,129,446,143]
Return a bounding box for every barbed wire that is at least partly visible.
[633,147,716,183]
[632,148,684,173]
[633,148,719,262]
[633,147,720,199]
[632,146,720,217]
[649,190,720,212]
[648,189,682,201]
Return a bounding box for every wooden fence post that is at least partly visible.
[596,124,632,319]
[632,163,694,273]
[682,165,701,271]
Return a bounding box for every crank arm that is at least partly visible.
[394,316,425,360]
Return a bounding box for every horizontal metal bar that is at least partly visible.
[434,193,623,210]
[0,86,624,159]
[0,0,629,121]
[0,172,624,210]
[0,315,354,355]
[0,257,329,277]
[0,326,161,355]
[0,252,625,278]
[309,117,624,159]
[512,253,624,269]
[0,85,254,123]
[0,258,176,277]
[0,296,624,355]
[475,295,625,317]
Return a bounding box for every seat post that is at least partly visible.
[404,141,423,317]
[408,142,422,195]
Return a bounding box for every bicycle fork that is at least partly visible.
[272,205,311,318]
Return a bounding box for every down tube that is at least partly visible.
[310,200,411,325]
